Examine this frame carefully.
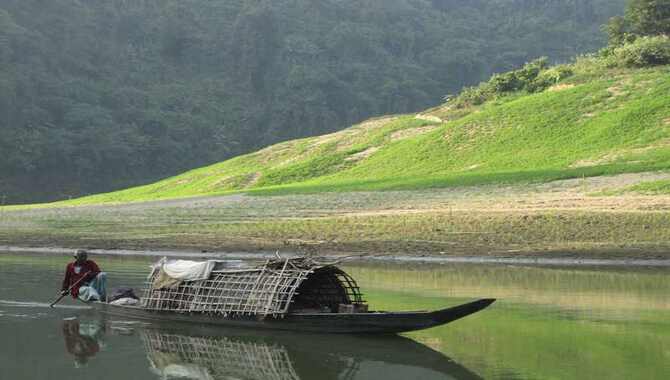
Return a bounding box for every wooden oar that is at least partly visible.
[50,271,91,308]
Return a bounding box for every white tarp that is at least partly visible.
[149,360,214,380]
[109,297,139,306]
[151,257,217,281]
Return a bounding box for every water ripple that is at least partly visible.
[0,299,91,310]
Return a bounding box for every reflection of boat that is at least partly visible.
[139,325,484,380]
[94,257,494,333]
[143,330,300,380]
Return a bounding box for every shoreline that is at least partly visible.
[2,245,670,267]
[3,178,670,265]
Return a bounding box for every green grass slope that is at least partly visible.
[63,63,670,205]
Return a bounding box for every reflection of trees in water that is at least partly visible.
[142,330,300,380]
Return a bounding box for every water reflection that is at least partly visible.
[141,327,482,380]
[5,254,667,379]
[61,318,482,380]
[143,330,299,380]
[62,318,105,368]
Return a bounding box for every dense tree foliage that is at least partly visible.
[606,0,670,44]
[0,0,624,203]
[602,1,670,68]
[628,0,670,36]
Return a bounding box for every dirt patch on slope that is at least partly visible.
[390,125,439,141]
[345,147,379,162]
[571,140,670,168]
[607,85,627,97]
[414,114,443,123]
[333,116,399,152]
[548,83,575,92]
[242,172,262,188]
[570,154,619,168]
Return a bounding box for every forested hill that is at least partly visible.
[0,0,625,204]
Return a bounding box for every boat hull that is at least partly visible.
[92,298,495,334]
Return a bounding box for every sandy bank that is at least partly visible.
[2,245,670,267]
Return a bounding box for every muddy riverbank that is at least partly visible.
[2,245,670,267]
[2,175,670,260]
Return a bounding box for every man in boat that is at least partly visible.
[60,249,107,302]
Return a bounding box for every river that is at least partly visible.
[0,253,668,379]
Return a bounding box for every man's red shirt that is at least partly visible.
[61,260,101,298]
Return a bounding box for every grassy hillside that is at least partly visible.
[1,0,624,204]
[3,39,670,258]
[61,61,670,206]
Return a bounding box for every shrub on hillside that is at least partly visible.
[487,57,549,94]
[489,72,522,93]
[452,57,571,108]
[454,83,495,107]
[515,57,549,85]
[602,35,670,67]
[528,65,574,92]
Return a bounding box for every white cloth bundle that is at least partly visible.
[151,257,217,281]
[148,360,214,380]
[109,297,139,306]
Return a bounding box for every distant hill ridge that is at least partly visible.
[62,51,670,205]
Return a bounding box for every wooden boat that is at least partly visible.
[93,297,494,334]
[93,257,495,334]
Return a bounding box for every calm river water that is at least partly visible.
[0,253,668,380]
